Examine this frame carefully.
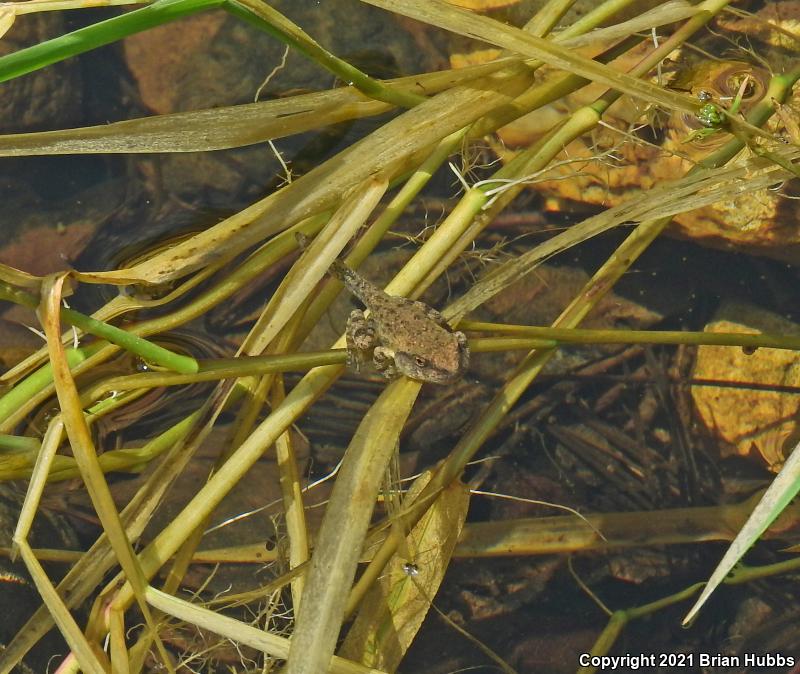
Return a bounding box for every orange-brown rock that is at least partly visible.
[692,302,800,471]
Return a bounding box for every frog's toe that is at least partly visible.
[347,311,377,351]
[373,346,397,378]
[352,330,375,351]
[346,350,359,371]
[377,362,397,379]
[346,347,371,373]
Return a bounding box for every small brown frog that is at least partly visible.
[324,251,469,384]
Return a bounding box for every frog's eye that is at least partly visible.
[728,74,756,99]
[714,65,769,104]
[414,356,428,367]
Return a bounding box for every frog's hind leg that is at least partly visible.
[346,309,376,372]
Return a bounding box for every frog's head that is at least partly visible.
[394,332,470,385]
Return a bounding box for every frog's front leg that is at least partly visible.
[372,346,397,379]
[346,309,376,372]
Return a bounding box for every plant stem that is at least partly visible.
[0,282,198,374]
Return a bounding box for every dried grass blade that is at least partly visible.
[0,262,41,288]
[16,541,110,674]
[0,60,511,156]
[0,9,14,39]
[110,362,344,613]
[359,0,702,114]
[0,90,391,155]
[241,175,387,356]
[109,607,131,674]
[449,146,800,320]
[39,273,173,671]
[77,66,533,285]
[559,1,698,48]
[287,377,422,674]
[270,372,309,610]
[0,408,208,673]
[77,120,503,639]
[341,476,470,671]
[12,417,64,559]
[144,586,389,674]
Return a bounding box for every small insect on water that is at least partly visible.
[696,101,725,128]
[683,77,751,143]
[295,233,469,384]
[402,561,420,577]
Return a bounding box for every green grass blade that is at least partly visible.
[0,282,198,374]
[682,440,800,625]
[0,0,224,84]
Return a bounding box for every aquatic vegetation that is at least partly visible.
[0,0,797,672]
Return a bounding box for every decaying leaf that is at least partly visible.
[340,474,470,671]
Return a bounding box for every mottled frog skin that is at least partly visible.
[328,258,469,384]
